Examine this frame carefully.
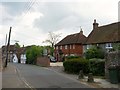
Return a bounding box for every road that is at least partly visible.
[2,63,91,89]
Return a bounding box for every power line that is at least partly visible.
[22,0,36,18]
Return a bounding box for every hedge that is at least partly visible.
[63,58,89,74]
[89,58,105,76]
[63,58,105,76]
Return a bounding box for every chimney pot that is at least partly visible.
[80,27,83,34]
[93,19,99,30]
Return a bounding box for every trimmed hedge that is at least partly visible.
[63,57,105,76]
[63,58,89,74]
[89,58,105,76]
[65,56,80,60]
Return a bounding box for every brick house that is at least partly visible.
[84,19,120,52]
[55,29,87,61]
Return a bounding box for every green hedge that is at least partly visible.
[65,56,80,60]
[63,58,89,74]
[63,58,105,76]
[89,58,105,76]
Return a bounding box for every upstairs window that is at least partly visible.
[73,45,75,49]
[70,45,72,49]
[65,45,67,49]
[56,46,58,50]
[60,46,62,49]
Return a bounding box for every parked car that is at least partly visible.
[48,55,57,62]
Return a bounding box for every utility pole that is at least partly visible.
[5,27,12,67]
[5,34,7,46]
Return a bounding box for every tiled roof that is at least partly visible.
[86,22,120,44]
[56,31,87,46]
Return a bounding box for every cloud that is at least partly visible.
[0,0,119,47]
[0,3,46,46]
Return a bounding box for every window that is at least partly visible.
[65,45,67,49]
[60,46,62,49]
[87,45,90,49]
[56,46,58,50]
[106,43,112,49]
[73,45,75,49]
[70,45,72,49]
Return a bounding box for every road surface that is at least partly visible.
[2,63,91,89]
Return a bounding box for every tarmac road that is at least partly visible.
[2,63,91,89]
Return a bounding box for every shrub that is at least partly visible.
[85,46,105,59]
[89,58,105,76]
[65,56,80,60]
[63,58,89,74]
[26,45,44,64]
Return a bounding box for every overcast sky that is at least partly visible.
[0,0,119,47]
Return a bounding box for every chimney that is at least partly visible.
[93,19,99,30]
[80,27,83,34]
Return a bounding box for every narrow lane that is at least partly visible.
[14,63,91,88]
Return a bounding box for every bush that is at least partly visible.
[89,58,105,76]
[65,56,80,60]
[26,45,44,64]
[63,58,89,74]
[85,46,105,59]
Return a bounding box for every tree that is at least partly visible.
[15,42,20,48]
[26,45,44,64]
[43,32,61,47]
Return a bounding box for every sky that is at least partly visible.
[0,0,120,47]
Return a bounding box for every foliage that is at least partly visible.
[85,46,105,59]
[63,58,89,74]
[15,42,20,48]
[118,44,120,50]
[65,56,80,60]
[26,45,44,64]
[44,46,54,56]
[112,43,120,51]
[89,58,105,76]
[43,32,61,47]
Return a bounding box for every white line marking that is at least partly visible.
[15,66,36,90]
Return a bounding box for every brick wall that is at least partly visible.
[36,56,50,67]
[55,44,83,56]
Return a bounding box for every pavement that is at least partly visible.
[2,63,28,88]
[50,62,120,89]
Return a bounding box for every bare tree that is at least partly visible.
[43,32,61,47]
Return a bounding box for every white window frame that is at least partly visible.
[87,45,90,49]
[65,45,67,49]
[56,46,58,50]
[73,45,75,49]
[106,43,113,49]
[60,46,62,49]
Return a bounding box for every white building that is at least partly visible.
[20,54,26,64]
[13,54,18,63]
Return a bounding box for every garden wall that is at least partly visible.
[36,56,50,67]
[105,51,120,80]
